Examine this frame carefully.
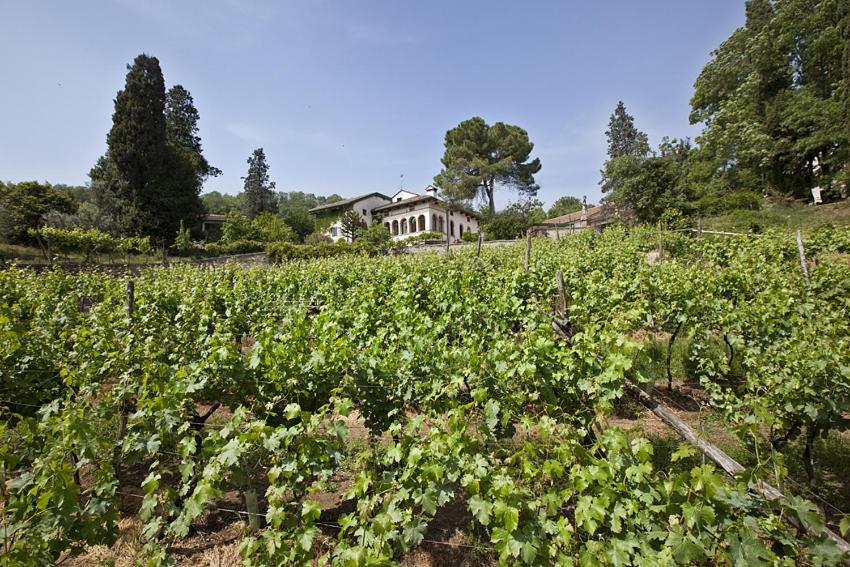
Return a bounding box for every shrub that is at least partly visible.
[357,223,392,247]
[304,232,333,245]
[205,239,266,256]
[266,241,381,263]
[461,231,480,243]
[220,212,258,243]
[252,212,296,243]
[29,226,116,262]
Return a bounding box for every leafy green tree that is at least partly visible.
[174,220,193,254]
[481,198,546,240]
[604,138,693,223]
[0,181,76,242]
[357,222,392,248]
[252,212,296,243]
[276,191,343,241]
[600,102,651,196]
[91,54,202,240]
[434,117,541,216]
[242,148,277,219]
[605,101,650,160]
[690,0,849,199]
[547,196,583,218]
[339,209,366,241]
[220,212,258,243]
[166,84,221,184]
[201,191,244,214]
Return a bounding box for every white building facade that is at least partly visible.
[374,187,480,241]
[309,186,481,243]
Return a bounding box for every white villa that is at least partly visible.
[309,186,481,242]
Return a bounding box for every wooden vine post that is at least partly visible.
[796,229,810,287]
[624,381,850,557]
[524,230,532,273]
[476,231,483,258]
[556,270,566,316]
[697,218,703,241]
[244,487,262,531]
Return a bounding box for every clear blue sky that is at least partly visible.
[1,0,744,209]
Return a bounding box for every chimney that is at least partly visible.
[425,185,438,197]
[580,196,588,221]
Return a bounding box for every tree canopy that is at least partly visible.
[689,0,850,199]
[90,54,205,241]
[0,181,76,242]
[547,196,583,218]
[434,117,541,216]
[242,148,277,219]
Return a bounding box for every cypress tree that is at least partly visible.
[604,101,650,160]
[242,148,277,219]
[91,54,205,241]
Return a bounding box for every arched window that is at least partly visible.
[438,216,444,233]
[450,221,455,237]
[432,214,437,231]
[459,224,464,238]
[392,220,399,236]
[384,222,390,232]
[418,215,426,233]
[401,218,408,234]
[409,216,417,232]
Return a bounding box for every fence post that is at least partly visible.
[524,230,532,273]
[796,229,810,287]
[555,226,560,241]
[476,231,483,258]
[697,218,703,241]
[556,271,566,316]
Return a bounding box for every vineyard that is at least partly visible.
[2,225,850,566]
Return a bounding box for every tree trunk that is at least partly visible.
[803,427,817,488]
[486,178,495,217]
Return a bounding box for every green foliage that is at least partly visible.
[266,241,371,263]
[204,239,266,256]
[603,138,694,223]
[338,210,366,241]
[690,0,850,199]
[434,116,541,216]
[201,191,244,214]
[173,220,193,255]
[357,222,392,247]
[220,212,257,243]
[277,192,344,242]
[2,227,850,565]
[482,198,546,239]
[0,181,76,242]
[547,196,583,218]
[29,226,116,262]
[251,212,296,244]
[242,148,277,219]
[605,101,651,160]
[91,54,204,241]
[693,191,762,217]
[461,230,480,242]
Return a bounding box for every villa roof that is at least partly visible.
[542,205,606,225]
[372,195,481,219]
[308,192,391,214]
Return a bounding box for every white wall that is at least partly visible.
[381,203,480,241]
[325,194,391,242]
